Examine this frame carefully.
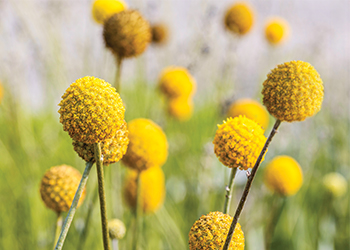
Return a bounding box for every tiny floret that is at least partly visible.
[262,61,324,122]
[265,17,289,45]
[213,116,266,170]
[188,211,245,250]
[108,218,126,240]
[224,2,254,35]
[92,0,127,24]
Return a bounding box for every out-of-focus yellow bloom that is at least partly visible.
[227,98,269,129]
[122,118,168,172]
[224,2,254,35]
[323,173,348,198]
[168,97,194,121]
[0,82,3,103]
[158,66,196,99]
[58,76,125,144]
[264,155,303,196]
[123,166,165,213]
[262,61,324,122]
[92,0,127,24]
[151,23,169,44]
[108,218,126,240]
[265,17,290,45]
[103,10,151,58]
[188,211,245,250]
[213,116,266,170]
[73,120,129,165]
[40,165,86,213]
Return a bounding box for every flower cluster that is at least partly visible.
[224,2,254,35]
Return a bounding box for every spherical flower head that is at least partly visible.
[151,23,169,44]
[108,218,126,240]
[123,166,165,213]
[323,173,348,198]
[264,155,303,196]
[262,61,324,122]
[122,118,168,171]
[73,120,129,165]
[40,165,86,213]
[265,17,290,45]
[224,2,254,35]
[188,211,245,250]
[103,10,151,58]
[158,66,196,99]
[58,76,125,144]
[227,98,269,129]
[213,116,266,170]
[92,0,128,24]
[168,97,194,121]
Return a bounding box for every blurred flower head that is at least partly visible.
[188,211,245,250]
[262,61,324,122]
[265,17,290,45]
[213,116,266,170]
[227,98,269,129]
[264,155,303,196]
[40,165,86,213]
[224,2,254,35]
[167,97,194,121]
[323,172,348,198]
[108,218,126,240]
[92,0,127,24]
[151,23,169,44]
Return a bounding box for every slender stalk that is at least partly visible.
[54,162,94,250]
[223,120,282,250]
[114,56,123,93]
[133,171,143,250]
[223,168,238,214]
[94,143,111,250]
[112,239,119,250]
[53,213,62,250]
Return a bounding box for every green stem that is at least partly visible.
[112,239,119,250]
[223,119,282,250]
[54,162,94,250]
[53,213,62,250]
[133,171,143,250]
[223,168,237,214]
[114,57,123,93]
[94,143,111,250]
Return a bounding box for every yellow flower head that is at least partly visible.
[158,66,196,99]
[108,218,126,240]
[323,173,348,198]
[168,97,194,121]
[227,98,269,129]
[264,155,303,196]
[58,76,125,144]
[103,10,152,58]
[40,165,86,213]
[123,166,165,213]
[73,120,129,165]
[151,23,169,44]
[92,0,127,24]
[188,211,245,250]
[122,118,168,171]
[265,17,290,45]
[213,116,266,170]
[262,61,324,122]
[224,2,254,35]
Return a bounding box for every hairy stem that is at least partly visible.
[223,168,238,214]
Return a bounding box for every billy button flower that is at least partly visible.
[189,211,245,250]
[323,172,348,198]
[92,0,128,24]
[224,2,254,35]
[265,17,290,45]
[108,218,126,250]
[167,97,194,122]
[151,23,169,45]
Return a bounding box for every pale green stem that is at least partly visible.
[112,239,119,250]
[133,171,143,250]
[223,168,238,214]
[54,162,94,250]
[53,213,62,250]
[114,57,123,93]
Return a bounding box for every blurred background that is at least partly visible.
[0,0,349,249]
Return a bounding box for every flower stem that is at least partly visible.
[53,213,62,250]
[112,239,119,250]
[223,168,237,214]
[223,119,282,250]
[114,56,123,93]
[54,161,94,250]
[94,143,111,250]
[133,171,143,250]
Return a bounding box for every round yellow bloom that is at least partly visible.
[188,211,245,250]
[123,166,165,213]
[73,120,129,165]
[92,0,127,24]
[122,118,168,171]
[108,218,126,240]
[213,116,266,170]
[227,98,269,129]
[103,10,151,58]
[58,76,125,144]
[262,61,324,122]
[265,18,290,45]
[158,66,196,99]
[323,173,348,198]
[40,165,86,213]
[168,97,194,121]
[264,156,303,196]
[151,23,169,44]
[224,2,254,35]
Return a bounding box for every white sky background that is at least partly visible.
[0,0,349,113]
